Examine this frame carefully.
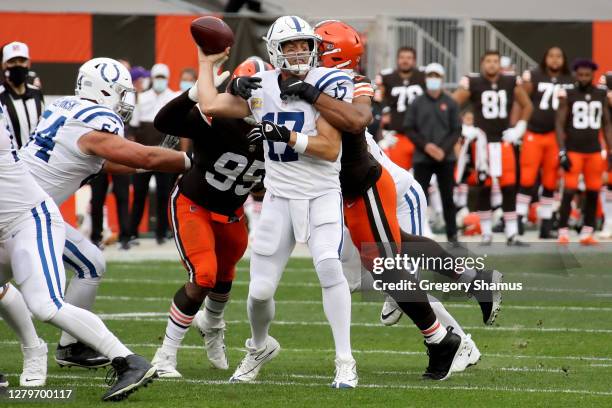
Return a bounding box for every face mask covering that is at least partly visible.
[6,65,29,86]
[152,78,168,93]
[180,80,195,92]
[426,77,442,91]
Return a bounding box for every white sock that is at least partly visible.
[427,294,466,338]
[454,184,468,208]
[516,193,531,217]
[49,303,131,360]
[603,188,612,228]
[0,284,40,348]
[538,196,554,220]
[247,296,275,350]
[203,292,229,330]
[504,212,518,238]
[491,182,503,207]
[321,281,353,360]
[478,211,492,236]
[161,301,196,355]
[59,276,102,346]
[429,184,443,215]
[422,319,447,344]
[580,225,594,239]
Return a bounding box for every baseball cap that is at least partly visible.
[129,66,150,82]
[425,62,445,76]
[2,41,29,63]
[151,63,170,78]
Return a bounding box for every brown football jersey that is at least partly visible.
[523,68,574,133]
[381,68,426,133]
[564,85,608,153]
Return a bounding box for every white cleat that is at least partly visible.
[229,336,280,383]
[452,334,481,372]
[331,357,358,389]
[194,311,229,370]
[380,296,402,326]
[20,338,47,387]
[151,347,182,378]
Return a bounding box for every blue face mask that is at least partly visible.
[426,77,442,91]
[179,80,195,92]
[152,78,168,93]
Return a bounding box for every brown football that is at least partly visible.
[190,16,234,54]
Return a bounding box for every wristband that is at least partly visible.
[293,132,309,154]
[188,82,199,102]
[183,152,193,170]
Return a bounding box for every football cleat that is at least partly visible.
[229,336,280,383]
[452,334,481,372]
[468,269,503,325]
[580,235,598,246]
[331,357,358,389]
[55,342,110,369]
[557,234,570,245]
[151,348,182,378]
[102,354,157,402]
[194,311,229,370]
[20,338,47,387]
[0,373,8,387]
[379,296,402,326]
[506,235,529,247]
[422,327,467,381]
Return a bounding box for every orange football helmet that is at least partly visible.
[314,20,363,70]
[232,56,274,79]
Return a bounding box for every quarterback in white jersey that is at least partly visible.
[197,15,357,388]
[14,57,192,369]
[0,104,157,401]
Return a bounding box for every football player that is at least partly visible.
[517,46,573,238]
[0,103,156,401]
[378,46,425,170]
[149,57,268,377]
[598,71,612,238]
[10,57,192,371]
[198,16,356,387]
[453,50,533,245]
[556,59,612,244]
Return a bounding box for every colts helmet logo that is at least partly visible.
[99,63,120,83]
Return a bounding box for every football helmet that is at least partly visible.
[264,16,320,76]
[232,56,274,79]
[75,57,135,122]
[315,20,363,70]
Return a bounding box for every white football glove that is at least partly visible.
[462,125,481,143]
[187,56,230,102]
[378,130,398,150]
[502,120,527,145]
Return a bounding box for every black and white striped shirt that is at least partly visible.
[0,82,44,148]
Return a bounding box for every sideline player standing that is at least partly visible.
[517,46,573,238]
[556,59,612,244]
[150,58,268,377]
[453,50,533,245]
[598,71,612,238]
[198,16,356,387]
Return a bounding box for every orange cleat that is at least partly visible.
[557,235,570,245]
[579,235,599,246]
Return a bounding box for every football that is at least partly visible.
[190,16,234,54]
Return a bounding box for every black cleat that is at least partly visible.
[56,342,111,369]
[517,215,525,236]
[422,327,465,381]
[468,269,503,325]
[539,219,557,239]
[507,235,529,247]
[102,354,157,402]
[0,373,8,387]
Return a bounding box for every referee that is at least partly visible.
[0,41,44,148]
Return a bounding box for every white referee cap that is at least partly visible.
[2,41,29,63]
[425,62,445,76]
[151,63,170,78]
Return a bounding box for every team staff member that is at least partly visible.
[405,63,461,243]
[0,41,44,148]
[150,58,266,378]
[517,46,573,238]
[129,63,179,244]
[556,59,612,245]
[379,47,425,170]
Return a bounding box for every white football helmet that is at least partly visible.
[264,16,320,76]
[75,57,135,122]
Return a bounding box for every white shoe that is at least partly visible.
[452,334,481,372]
[380,296,402,326]
[20,338,47,387]
[151,347,182,378]
[194,311,229,370]
[229,336,280,383]
[331,357,358,388]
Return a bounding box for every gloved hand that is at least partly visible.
[559,149,571,171]
[228,76,262,100]
[247,120,291,145]
[502,120,527,145]
[462,125,481,143]
[159,134,180,150]
[279,77,321,104]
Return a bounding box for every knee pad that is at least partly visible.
[315,258,346,289]
[249,278,277,301]
[64,241,106,280]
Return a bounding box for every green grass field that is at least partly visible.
[2,258,612,407]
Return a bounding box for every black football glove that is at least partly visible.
[228,76,262,100]
[279,77,321,104]
[248,120,291,145]
[559,149,571,171]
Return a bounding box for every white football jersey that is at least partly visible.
[248,67,353,199]
[0,106,48,234]
[19,97,125,205]
[365,131,415,196]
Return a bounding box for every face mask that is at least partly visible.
[426,77,442,91]
[152,78,168,93]
[180,80,195,92]
[5,65,29,86]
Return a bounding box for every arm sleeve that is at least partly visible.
[154,91,211,139]
[404,99,427,150]
[439,99,462,154]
